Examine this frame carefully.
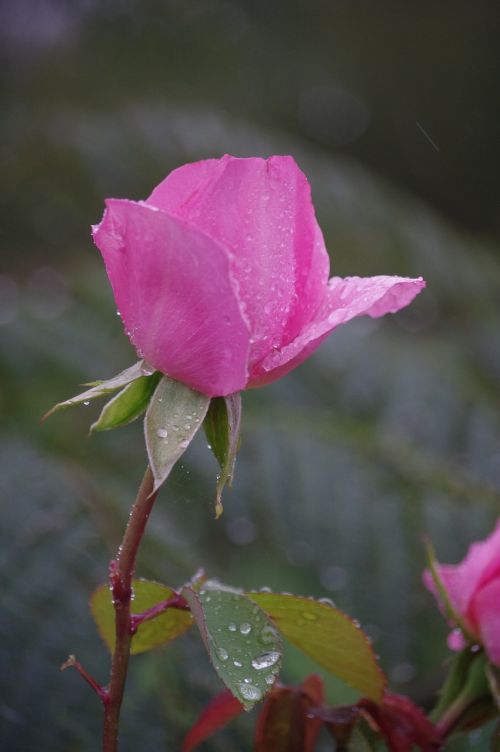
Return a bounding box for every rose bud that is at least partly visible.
[93,155,425,397]
[424,519,500,665]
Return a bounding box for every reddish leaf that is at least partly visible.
[359,693,442,752]
[255,676,325,752]
[316,705,361,748]
[183,689,244,752]
[300,675,326,751]
[300,674,325,706]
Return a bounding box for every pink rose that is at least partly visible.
[93,155,425,397]
[424,519,500,665]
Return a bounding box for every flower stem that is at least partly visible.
[102,466,158,752]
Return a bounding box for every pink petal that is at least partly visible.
[92,199,250,397]
[424,520,500,627]
[472,578,500,666]
[446,628,467,652]
[147,155,330,368]
[249,275,426,387]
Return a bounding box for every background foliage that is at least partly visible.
[1,2,500,750]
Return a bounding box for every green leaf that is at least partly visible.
[90,578,193,655]
[144,376,210,492]
[42,360,151,420]
[203,393,242,518]
[248,593,385,703]
[181,582,283,711]
[90,372,161,432]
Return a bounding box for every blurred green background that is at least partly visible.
[1,2,500,750]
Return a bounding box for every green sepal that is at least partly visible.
[487,664,500,711]
[432,649,480,721]
[203,393,242,518]
[433,649,497,734]
[90,372,161,433]
[42,360,153,421]
[144,376,211,492]
[181,581,283,711]
[424,538,473,640]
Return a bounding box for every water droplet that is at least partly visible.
[216,647,229,662]
[140,362,155,376]
[184,423,191,430]
[156,428,168,439]
[318,597,335,607]
[259,625,279,645]
[116,310,121,317]
[265,675,275,685]
[259,586,272,593]
[238,683,262,702]
[240,623,252,635]
[251,651,280,670]
[228,623,237,632]
[301,612,318,621]
[83,400,90,406]
[233,660,242,668]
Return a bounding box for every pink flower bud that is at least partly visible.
[424,519,500,665]
[93,155,425,396]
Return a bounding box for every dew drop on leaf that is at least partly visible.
[301,612,318,621]
[318,597,335,607]
[238,683,262,702]
[251,651,280,670]
[216,647,229,662]
[259,625,279,645]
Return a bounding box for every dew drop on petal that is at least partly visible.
[156,428,168,439]
[240,623,252,635]
[228,623,237,632]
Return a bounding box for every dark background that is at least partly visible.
[1,2,500,750]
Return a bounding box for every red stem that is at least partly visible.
[61,654,109,705]
[130,594,189,634]
[102,466,159,752]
